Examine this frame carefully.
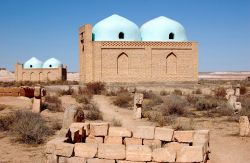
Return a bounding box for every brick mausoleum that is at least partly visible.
[79,14,198,83]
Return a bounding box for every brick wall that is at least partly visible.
[46,123,210,163]
[0,87,34,97]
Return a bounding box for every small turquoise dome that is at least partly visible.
[43,58,62,68]
[140,16,187,41]
[92,14,141,41]
[23,57,42,69]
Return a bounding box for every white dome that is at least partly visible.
[23,57,42,69]
[92,14,141,41]
[140,16,188,41]
[43,58,62,68]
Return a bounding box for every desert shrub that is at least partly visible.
[162,95,187,116]
[240,85,247,95]
[57,86,74,96]
[192,88,202,94]
[239,97,250,110]
[195,97,219,111]
[103,90,117,96]
[185,95,199,105]
[73,94,90,104]
[0,104,8,111]
[77,86,93,99]
[51,122,62,130]
[112,118,122,126]
[7,111,53,144]
[86,82,106,95]
[44,95,63,112]
[143,110,174,126]
[173,89,182,95]
[85,107,103,120]
[141,90,163,108]
[173,118,194,130]
[0,114,15,131]
[141,90,154,99]
[113,91,133,108]
[160,90,169,96]
[214,87,226,98]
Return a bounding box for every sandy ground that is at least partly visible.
[0,95,250,162]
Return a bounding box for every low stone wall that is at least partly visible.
[46,122,210,163]
[0,86,34,97]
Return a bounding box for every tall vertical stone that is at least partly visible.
[239,116,250,136]
[133,93,143,119]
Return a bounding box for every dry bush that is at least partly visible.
[143,110,174,126]
[78,103,103,120]
[43,95,63,112]
[0,104,8,111]
[195,97,218,111]
[57,86,74,96]
[86,82,106,95]
[112,118,122,126]
[173,89,183,95]
[172,118,195,130]
[73,94,90,104]
[113,90,133,108]
[160,90,169,96]
[185,95,199,105]
[77,86,93,99]
[141,90,163,108]
[0,114,15,131]
[192,88,202,94]
[162,95,187,116]
[1,111,54,144]
[51,121,62,130]
[240,85,247,95]
[214,87,226,98]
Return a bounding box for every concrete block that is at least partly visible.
[90,123,109,136]
[109,127,132,137]
[87,158,115,163]
[98,144,125,160]
[133,126,155,139]
[126,145,152,161]
[154,127,174,141]
[173,130,194,143]
[104,136,123,144]
[86,136,103,144]
[46,137,68,154]
[176,146,204,162]
[152,147,176,162]
[143,139,161,149]
[163,142,189,152]
[74,143,98,158]
[124,138,142,145]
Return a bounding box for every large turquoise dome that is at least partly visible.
[140,16,187,41]
[23,57,42,69]
[43,58,62,68]
[92,14,141,41]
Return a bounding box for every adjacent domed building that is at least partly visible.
[79,14,198,83]
[15,57,67,82]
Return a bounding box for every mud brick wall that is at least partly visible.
[0,87,34,97]
[46,123,210,163]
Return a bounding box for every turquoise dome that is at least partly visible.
[43,58,62,68]
[23,57,42,69]
[140,16,187,41]
[92,14,141,41]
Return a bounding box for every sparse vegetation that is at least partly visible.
[141,90,163,108]
[57,86,74,96]
[172,118,195,130]
[43,95,63,112]
[0,110,54,144]
[214,87,226,98]
[195,97,219,111]
[112,118,122,126]
[185,94,199,105]
[113,88,133,108]
[162,95,187,116]
[0,80,79,87]
[160,90,169,96]
[0,104,8,111]
[192,88,202,94]
[173,89,182,95]
[240,85,247,95]
[86,82,106,95]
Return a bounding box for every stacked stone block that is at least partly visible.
[46,123,210,163]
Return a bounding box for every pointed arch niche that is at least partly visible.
[166,53,177,74]
[117,53,129,75]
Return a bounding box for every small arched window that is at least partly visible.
[49,64,52,68]
[169,33,174,40]
[119,32,124,39]
[30,65,33,68]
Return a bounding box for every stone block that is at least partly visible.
[87,158,115,163]
[85,136,103,144]
[62,105,78,129]
[154,127,174,141]
[70,122,90,136]
[193,130,210,153]
[98,144,125,160]
[90,123,109,136]
[46,137,68,154]
[32,98,41,113]
[46,154,58,163]
[104,136,123,144]
[109,127,132,137]
[133,126,155,139]
[58,157,86,163]
[173,130,194,143]
[134,107,142,119]
[143,139,161,149]
[117,161,146,163]
[74,143,98,158]
[152,147,176,162]
[163,142,189,152]
[126,145,152,162]
[54,142,74,157]
[176,146,204,162]
[124,138,142,145]
[239,116,250,136]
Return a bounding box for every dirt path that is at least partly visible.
[93,95,155,130]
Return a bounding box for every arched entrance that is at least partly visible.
[117,53,129,75]
[166,53,177,74]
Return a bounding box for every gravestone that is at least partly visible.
[133,93,143,119]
